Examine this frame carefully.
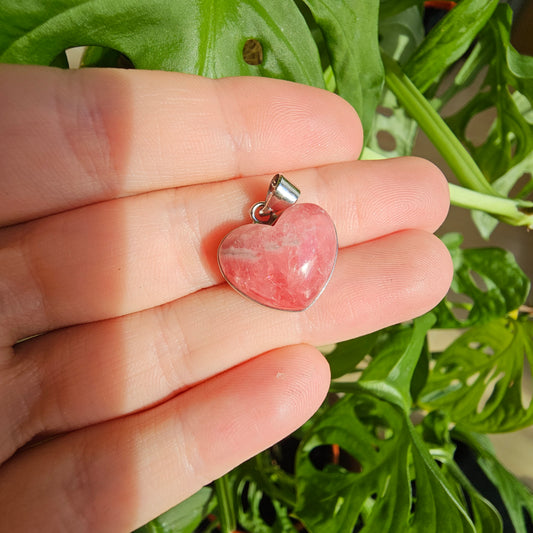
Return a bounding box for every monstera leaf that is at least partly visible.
[0,0,383,138]
[421,317,533,433]
[294,392,494,533]
[433,233,530,329]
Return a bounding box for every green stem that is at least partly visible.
[214,475,237,533]
[381,53,496,196]
[449,183,533,228]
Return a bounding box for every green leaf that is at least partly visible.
[404,0,499,93]
[442,4,533,236]
[134,487,214,533]
[379,0,422,21]
[379,4,424,66]
[325,332,378,380]
[445,6,533,182]
[356,313,436,410]
[421,318,533,433]
[0,0,325,86]
[434,236,530,328]
[368,5,424,157]
[301,0,384,140]
[454,429,533,533]
[420,413,503,533]
[294,393,476,532]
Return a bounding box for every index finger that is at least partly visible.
[0,65,362,225]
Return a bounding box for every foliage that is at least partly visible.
[2,0,533,531]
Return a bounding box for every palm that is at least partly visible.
[0,65,451,531]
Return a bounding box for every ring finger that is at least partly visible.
[7,228,452,457]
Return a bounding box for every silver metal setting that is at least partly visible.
[250,174,300,225]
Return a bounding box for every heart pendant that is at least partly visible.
[217,176,337,311]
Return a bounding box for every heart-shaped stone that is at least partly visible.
[217,203,337,311]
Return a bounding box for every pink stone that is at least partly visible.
[217,203,337,311]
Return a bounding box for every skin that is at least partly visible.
[0,65,453,532]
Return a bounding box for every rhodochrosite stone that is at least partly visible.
[218,203,337,311]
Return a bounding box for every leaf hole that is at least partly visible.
[309,444,363,474]
[446,289,474,322]
[258,493,276,526]
[464,107,497,148]
[76,46,134,69]
[376,105,393,118]
[468,270,489,292]
[409,479,417,516]
[62,47,85,68]
[243,39,263,65]
[356,407,395,442]
[270,436,299,475]
[375,425,394,441]
[509,172,533,200]
[482,345,495,356]
[439,362,461,374]
[483,366,497,385]
[240,480,251,513]
[468,341,481,350]
[356,353,373,371]
[358,492,377,527]
[376,130,397,152]
[466,371,481,386]
[477,371,505,414]
[353,512,365,531]
[522,505,533,532]
[462,487,475,520]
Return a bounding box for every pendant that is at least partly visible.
[217,174,338,311]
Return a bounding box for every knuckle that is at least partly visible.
[54,71,121,197]
[58,439,100,532]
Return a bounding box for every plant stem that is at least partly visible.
[381,53,496,196]
[449,183,533,228]
[214,475,237,533]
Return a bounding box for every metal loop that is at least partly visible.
[250,201,276,225]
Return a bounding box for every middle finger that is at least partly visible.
[1,157,447,343]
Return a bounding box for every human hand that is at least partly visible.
[0,65,452,531]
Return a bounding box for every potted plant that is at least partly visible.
[2,0,532,531]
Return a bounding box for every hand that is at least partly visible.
[0,65,452,531]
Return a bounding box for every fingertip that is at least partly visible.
[405,156,450,231]
[427,231,454,304]
[278,344,331,419]
[396,229,454,316]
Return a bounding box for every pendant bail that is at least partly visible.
[250,174,300,225]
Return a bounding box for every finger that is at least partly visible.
[1,157,448,341]
[0,65,362,226]
[0,345,329,532]
[8,230,452,456]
